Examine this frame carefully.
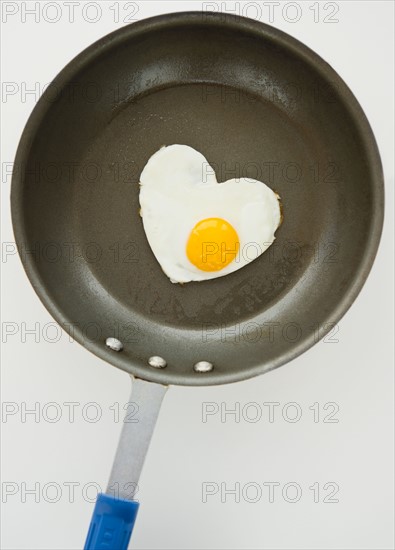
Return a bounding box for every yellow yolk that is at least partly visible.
[186,217,240,272]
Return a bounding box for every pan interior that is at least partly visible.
[12,14,383,385]
[77,83,316,328]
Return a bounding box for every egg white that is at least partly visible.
[139,144,281,283]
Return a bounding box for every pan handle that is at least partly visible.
[83,493,139,550]
[83,377,167,550]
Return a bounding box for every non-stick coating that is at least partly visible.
[11,12,384,386]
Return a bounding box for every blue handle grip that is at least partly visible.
[84,493,139,550]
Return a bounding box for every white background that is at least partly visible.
[1,1,394,549]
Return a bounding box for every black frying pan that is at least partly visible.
[11,12,384,549]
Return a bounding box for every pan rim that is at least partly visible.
[11,11,385,387]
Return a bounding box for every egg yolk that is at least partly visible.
[186,217,240,272]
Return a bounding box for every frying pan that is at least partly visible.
[11,11,384,549]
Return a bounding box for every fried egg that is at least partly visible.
[139,144,281,283]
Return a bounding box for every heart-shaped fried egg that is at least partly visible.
[139,145,281,283]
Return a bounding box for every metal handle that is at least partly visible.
[84,377,167,549]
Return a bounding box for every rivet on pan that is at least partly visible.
[193,361,214,373]
[105,337,123,352]
[148,356,167,369]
